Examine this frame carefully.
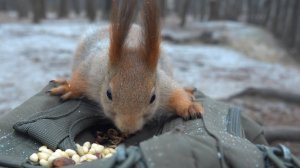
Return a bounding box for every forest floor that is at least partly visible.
[0,16,300,157]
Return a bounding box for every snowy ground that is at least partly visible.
[1,19,300,158]
[0,20,300,116]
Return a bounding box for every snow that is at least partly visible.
[164,43,300,98]
[0,21,300,115]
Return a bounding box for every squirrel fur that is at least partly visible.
[50,0,204,134]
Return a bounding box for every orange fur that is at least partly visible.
[50,69,87,100]
[109,0,138,66]
[142,0,161,71]
[169,88,204,118]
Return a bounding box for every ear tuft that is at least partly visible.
[142,0,161,71]
[109,0,138,66]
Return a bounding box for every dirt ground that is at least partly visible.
[0,14,300,158]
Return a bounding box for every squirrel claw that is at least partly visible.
[49,86,66,95]
[48,78,82,100]
[187,102,204,119]
[60,92,73,101]
[170,89,204,119]
[50,79,68,85]
[179,102,204,120]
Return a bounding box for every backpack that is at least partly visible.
[0,83,299,168]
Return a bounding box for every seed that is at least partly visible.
[82,146,89,154]
[104,153,113,158]
[29,153,39,162]
[107,148,116,153]
[48,155,59,163]
[30,141,119,167]
[47,160,53,167]
[83,142,91,149]
[102,149,110,155]
[65,149,77,156]
[60,151,69,158]
[38,146,48,152]
[71,154,80,164]
[51,152,62,158]
[52,157,75,167]
[42,149,54,155]
[76,144,85,156]
[80,155,87,162]
[94,145,104,153]
[85,154,97,161]
[91,143,98,149]
[55,149,63,153]
[37,152,50,160]
[88,148,96,154]
[39,159,50,167]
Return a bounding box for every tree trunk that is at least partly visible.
[271,0,281,33]
[102,0,111,20]
[295,10,300,56]
[0,0,7,11]
[247,0,254,22]
[277,0,289,37]
[209,0,220,20]
[40,0,46,19]
[58,0,68,18]
[160,0,166,19]
[263,0,272,27]
[72,0,80,15]
[282,0,295,46]
[85,0,96,22]
[16,0,29,18]
[179,0,192,28]
[253,0,264,24]
[225,0,234,20]
[31,0,44,23]
[174,0,183,15]
[288,0,300,47]
[192,0,200,20]
[200,0,207,20]
[224,0,238,20]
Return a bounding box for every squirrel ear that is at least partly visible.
[109,0,138,66]
[141,0,161,71]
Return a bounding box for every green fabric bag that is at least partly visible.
[0,83,298,168]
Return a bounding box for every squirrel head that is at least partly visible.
[100,0,161,134]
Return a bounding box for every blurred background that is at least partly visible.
[0,0,300,157]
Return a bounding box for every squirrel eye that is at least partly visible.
[106,89,112,100]
[150,94,156,104]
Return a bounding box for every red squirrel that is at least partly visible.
[49,0,204,134]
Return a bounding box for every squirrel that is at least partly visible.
[49,0,204,134]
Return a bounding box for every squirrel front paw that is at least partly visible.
[48,79,83,101]
[169,88,204,119]
[175,101,204,119]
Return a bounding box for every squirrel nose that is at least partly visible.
[115,116,143,134]
[117,123,141,134]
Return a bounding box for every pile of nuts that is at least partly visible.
[29,142,116,167]
[96,128,127,145]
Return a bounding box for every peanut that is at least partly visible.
[39,159,50,167]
